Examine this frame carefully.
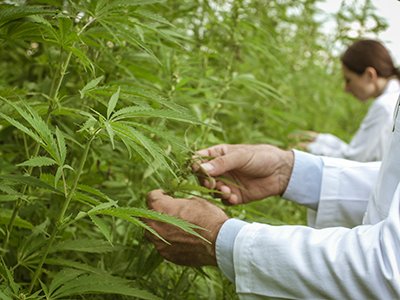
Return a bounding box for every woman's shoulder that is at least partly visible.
[369,92,398,117]
[374,80,400,107]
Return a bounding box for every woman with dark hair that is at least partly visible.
[304,39,400,162]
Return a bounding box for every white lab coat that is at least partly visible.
[232,98,400,299]
[307,79,400,162]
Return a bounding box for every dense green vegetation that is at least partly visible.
[0,0,388,298]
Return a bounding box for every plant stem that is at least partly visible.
[200,102,221,147]
[28,134,95,293]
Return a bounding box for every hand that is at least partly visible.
[144,189,230,267]
[193,144,294,206]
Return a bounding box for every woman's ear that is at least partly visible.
[364,66,378,83]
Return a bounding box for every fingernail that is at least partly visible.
[201,163,214,172]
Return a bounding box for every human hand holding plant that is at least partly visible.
[193,144,295,206]
[144,189,229,267]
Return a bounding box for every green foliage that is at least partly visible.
[0,0,384,298]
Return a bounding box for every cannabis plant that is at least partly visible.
[0,1,210,298]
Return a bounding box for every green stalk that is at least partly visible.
[58,135,94,221]
[28,135,96,293]
[200,102,221,147]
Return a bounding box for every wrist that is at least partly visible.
[209,217,230,266]
[279,150,294,195]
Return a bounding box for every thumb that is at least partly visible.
[200,150,246,176]
[146,189,173,209]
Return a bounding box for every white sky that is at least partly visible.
[316,0,400,65]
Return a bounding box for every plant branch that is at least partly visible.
[28,133,96,293]
[2,106,54,249]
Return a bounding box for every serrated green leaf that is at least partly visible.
[111,106,152,119]
[175,77,194,89]
[1,97,60,161]
[77,184,112,201]
[111,122,176,176]
[99,207,209,243]
[132,20,180,47]
[173,184,227,194]
[1,21,44,43]
[72,192,101,206]
[55,127,67,165]
[27,14,53,28]
[107,87,120,119]
[16,156,57,167]
[121,138,155,172]
[0,174,63,195]
[0,209,33,229]
[19,98,59,155]
[75,200,117,221]
[112,107,206,126]
[57,15,73,46]
[0,291,13,300]
[104,20,161,64]
[97,0,162,16]
[49,239,115,254]
[49,268,85,296]
[54,166,63,189]
[66,45,95,74]
[0,183,26,200]
[87,200,118,214]
[96,19,121,44]
[52,274,161,300]
[79,76,104,99]
[77,115,97,133]
[89,214,113,246]
[0,5,55,26]
[45,258,108,275]
[135,9,175,27]
[17,231,48,265]
[95,0,109,15]
[99,207,168,243]
[0,195,18,202]
[104,121,115,149]
[121,121,193,153]
[0,111,42,145]
[0,257,17,294]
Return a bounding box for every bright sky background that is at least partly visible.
[316,0,400,65]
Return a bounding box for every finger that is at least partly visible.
[196,144,233,159]
[219,185,240,205]
[192,146,226,172]
[146,189,170,209]
[200,149,247,176]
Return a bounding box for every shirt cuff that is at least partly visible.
[215,218,249,284]
[282,149,323,210]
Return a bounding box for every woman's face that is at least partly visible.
[341,63,375,102]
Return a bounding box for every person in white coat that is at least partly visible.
[301,39,400,162]
[144,97,400,299]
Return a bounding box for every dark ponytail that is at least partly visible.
[393,67,400,79]
[341,39,399,79]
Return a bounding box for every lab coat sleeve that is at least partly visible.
[233,183,400,300]
[309,156,381,228]
[281,150,323,211]
[307,102,390,162]
[282,150,380,228]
